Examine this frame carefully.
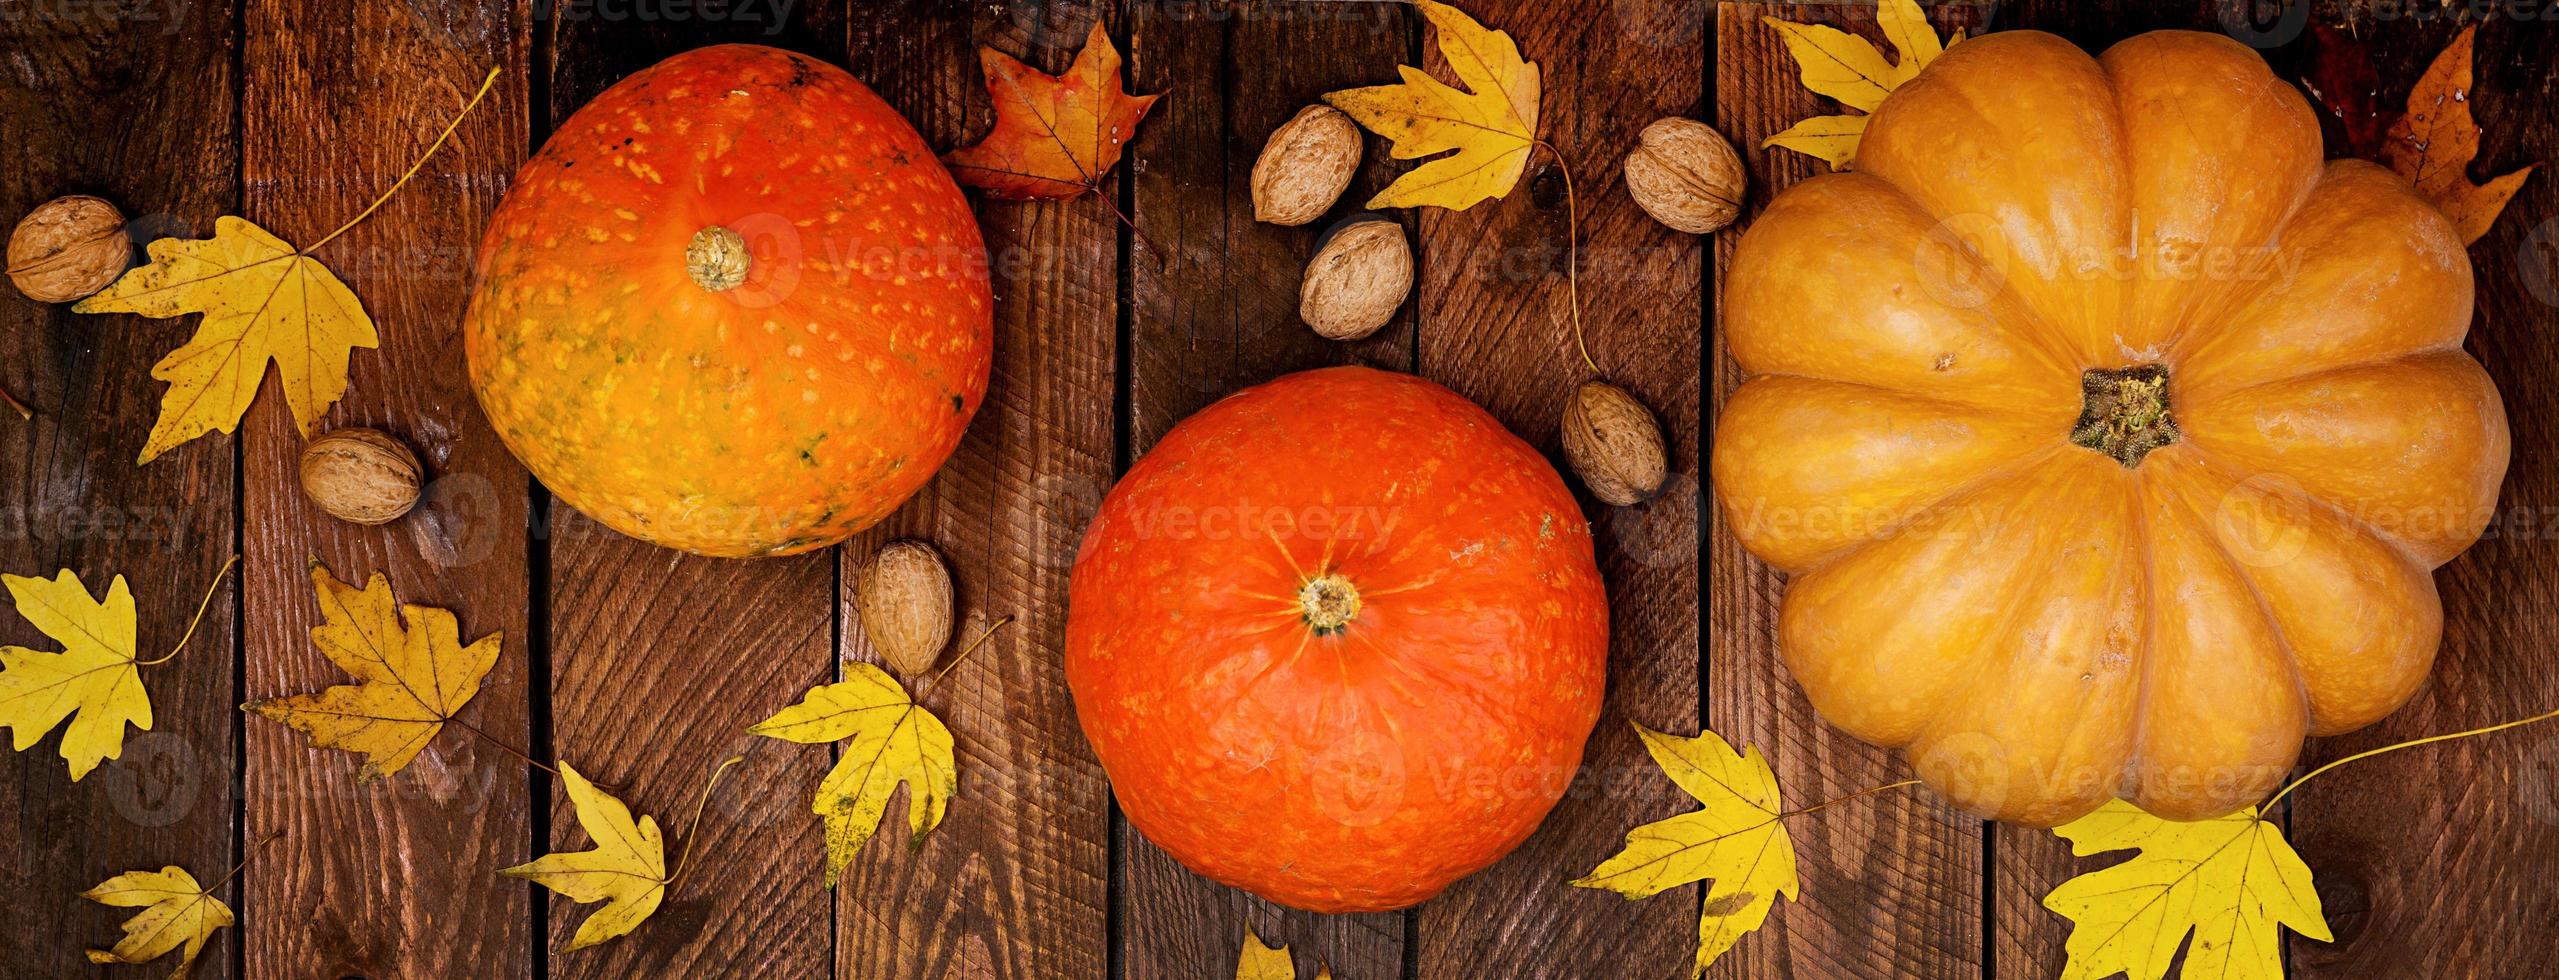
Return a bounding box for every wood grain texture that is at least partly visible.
[834,2,1116,976]
[1113,3,1417,978]
[1713,5,1987,978]
[238,2,535,975]
[0,3,241,976]
[535,4,849,975]
[1408,0,1706,976]
[2284,11,2559,979]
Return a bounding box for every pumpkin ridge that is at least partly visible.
[1890,457,2144,822]
[2099,31,2325,359]
[2140,463,2318,756]
[1861,31,2133,364]
[1767,172,2093,386]
[1773,431,2073,579]
[2156,432,2443,575]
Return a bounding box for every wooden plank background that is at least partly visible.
[0,1,2551,977]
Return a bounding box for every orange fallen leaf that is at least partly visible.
[943,23,1163,201]
[2385,25,2534,244]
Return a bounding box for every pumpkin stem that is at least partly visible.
[1298,573,1362,637]
[686,225,750,292]
[2069,364,2178,467]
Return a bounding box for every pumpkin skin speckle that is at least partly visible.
[1065,367,1609,913]
[466,45,991,557]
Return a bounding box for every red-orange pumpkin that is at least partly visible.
[466,45,991,557]
[1066,367,1609,912]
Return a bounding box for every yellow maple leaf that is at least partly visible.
[1323,0,1541,211]
[1234,923,1331,980]
[1,560,232,781]
[1761,0,1959,170]
[749,662,956,885]
[2045,800,2329,980]
[68,66,498,465]
[1236,923,1295,980]
[502,757,740,951]
[1,570,145,781]
[245,559,502,780]
[1573,724,1800,978]
[82,865,236,978]
[74,216,374,464]
[2384,25,2536,244]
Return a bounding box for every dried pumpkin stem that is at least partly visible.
[2259,705,2559,816]
[305,65,504,255]
[1533,140,1599,377]
[669,755,748,885]
[136,555,239,668]
[2069,364,2178,467]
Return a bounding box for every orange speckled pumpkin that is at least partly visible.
[1066,367,1608,912]
[466,45,991,557]
[1714,31,2507,826]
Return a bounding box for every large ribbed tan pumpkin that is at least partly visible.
[1713,30,2508,826]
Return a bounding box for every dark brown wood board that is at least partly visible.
[1117,2,1418,978]
[1714,7,1998,975]
[0,3,242,976]
[236,2,536,976]
[2274,12,2559,980]
[537,4,850,975]
[1408,0,1708,977]
[835,3,1116,977]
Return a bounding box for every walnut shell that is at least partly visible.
[1299,218,1410,341]
[1253,104,1362,226]
[1624,118,1744,235]
[7,195,130,304]
[299,428,424,525]
[859,539,955,677]
[1561,381,1669,506]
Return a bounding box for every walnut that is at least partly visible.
[1299,218,1410,341]
[1561,381,1669,506]
[1623,118,1745,235]
[299,428,424,525]
[1252,104,1363,226]
[858,540,956,677]
[7,195,131,303]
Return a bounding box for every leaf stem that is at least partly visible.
[2260,705,2559,815]
[1533,140,1598,376]
[921,614,1016,699]
[668,756,747,885]
[137,555,239,668]
[1,382,28,420]
[1096,189,1166,265]
[305,66,502,255]
[1778,779,1921,821]
[448,714,584,785]
[202,831,284,897]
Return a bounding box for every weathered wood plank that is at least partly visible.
[1409,0,1705,976]
[834,2,1116,976]
[0,3,240,976]
[534,4,850,975]
[2286,13,2559,979]
[1713,4,1986,978]
[1114,2,1418,977]
[238,3,534,974]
